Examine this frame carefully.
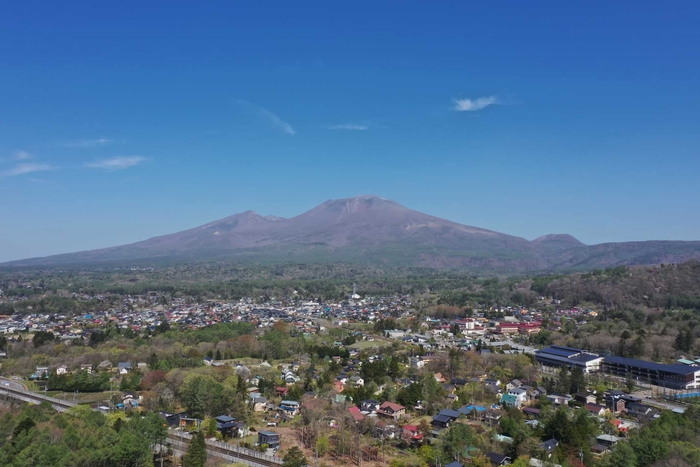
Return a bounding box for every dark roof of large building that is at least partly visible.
[438,409,461,419]
[536,345,601,361]
[603,356,700,375]
[432,414,453,423]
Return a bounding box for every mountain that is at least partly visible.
[4,195,700,271]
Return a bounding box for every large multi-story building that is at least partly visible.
[535,345,700,390]
[534,345,604,374]
[602,356,700,390]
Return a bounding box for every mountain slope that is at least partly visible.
[4,195,700,271]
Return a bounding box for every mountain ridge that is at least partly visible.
[4,195,700,271]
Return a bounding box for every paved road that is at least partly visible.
[0,377,27,391]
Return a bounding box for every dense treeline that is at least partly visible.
[47,370,111,392]
[531,261,700,310]
[601,405,700,467]
[0,402,166,467]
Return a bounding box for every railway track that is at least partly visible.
[0,383,282,467]
[168,432,282,467]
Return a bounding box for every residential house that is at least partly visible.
[35,366,49,378]
[410,357,425,369]
[505,380,522,391]
[626,402,653,418]
[80,364,93,374]
[97,360,112,371]
[603,390,626,414]
[502,388,528,408]
[275,386,289,397]
[437,409,460,422]
[279,400,300,417]
[117,362,132,375]
[458,404,487,419]
[374,421,400,440]
[377,401,406,420]
[596,434,621,448]
[485,384,503,397]
[574,392,597,405]
[546,393,570,406]
[56,365,68,376]
[360,399,381,413]
[539,439,559,457]
[258,430,280,449]
[349,375,365,387]
[486,452,511,466]
[159,411,189,428]
[402,424,423,444]
[253,397,268,412]
[215,415,237,437]
[450,377,468,387]
[348,406,364,423]
[485,409,503,427]
[431,414,453,429]
[585,403,606,417]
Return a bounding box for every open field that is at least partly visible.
[45,390,120,404]
[349,340,392,350]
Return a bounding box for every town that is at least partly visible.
[1,282,699,467]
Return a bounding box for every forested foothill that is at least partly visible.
[0,260,698,466]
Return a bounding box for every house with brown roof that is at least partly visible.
[348,406,364,423]
[377,401,405,420]
[585,403,607,417]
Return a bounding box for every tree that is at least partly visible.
[601,441,637,467]
[569,367,586,394]
[555,367,570,394]
[206,417,218,436]
[439,423,475,463]
[33,331,55,348]
[182,430,207,467]
[674,329,694,354]
[388,358,403,379]
[396,383,422,408]
[316,434,330,457]
[282,446,308,467]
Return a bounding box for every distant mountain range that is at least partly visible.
[5,195,700,271]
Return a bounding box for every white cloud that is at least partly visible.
[1,163,54,177]
[85,156,147,170]
[61,138,113,148]
[1,150,32,162]
[238,100,296,135]
[453,96,498,112]
[13,150,32,160]
[327,124,368,131]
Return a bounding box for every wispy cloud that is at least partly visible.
[453,96,498,112]
[1,163,54,177]
[85,156,147,171]
[238,100,296,135]
[1,150,32,162]
[61,138,114,148]
[327,124,369,131]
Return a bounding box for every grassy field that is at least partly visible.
[349,339,392,350]
[45,390,119,404]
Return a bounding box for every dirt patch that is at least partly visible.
[274,426,390,467]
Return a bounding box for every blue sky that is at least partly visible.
[1,1,699,262]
